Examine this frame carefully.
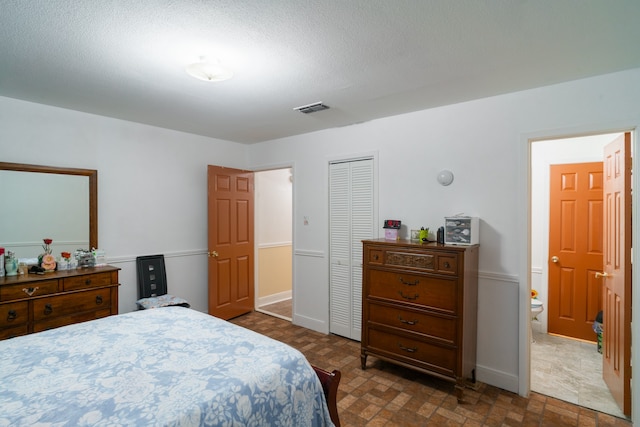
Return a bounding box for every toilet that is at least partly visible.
[531,299,544,342]
[531,299,544,320]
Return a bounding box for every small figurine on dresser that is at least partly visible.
[4,250,18,276]
[383,219,401,240]
[75,249,95,268]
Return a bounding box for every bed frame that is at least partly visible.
[312,366,341,427]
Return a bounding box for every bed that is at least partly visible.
[0,307,340,426]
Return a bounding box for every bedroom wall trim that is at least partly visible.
[259,241,292,249]
[294,249,325,258]
[294,312,328,333]
[478,271,518,284]
[476,364,519,393]
[106,249,207,264]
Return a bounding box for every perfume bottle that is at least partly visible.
[0,247,5,277]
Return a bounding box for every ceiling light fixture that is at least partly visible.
[185,57,234,82]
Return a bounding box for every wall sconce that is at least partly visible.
[185,57,234,82]
[437,170,454,186]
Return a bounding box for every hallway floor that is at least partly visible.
[531,330,628,420]
[258,298,292,319]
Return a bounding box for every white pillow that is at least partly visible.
[136,294,190,310]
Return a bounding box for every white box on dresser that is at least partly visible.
[444,216,479,245]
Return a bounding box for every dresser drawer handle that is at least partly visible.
[85,279,92,285]
[7,310,17,321]
[373,254,379,260]
[399,277,419,286]
[43,304,53,315]
[443,261,451,268]
[22,287,40,297]
[398,291,419,301]
[398,316,418,326]
[95,295,103,305]
[398,343,418,353]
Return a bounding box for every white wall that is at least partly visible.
[0,97,248,313]
[255,168,292,244]
[248,68,640,401]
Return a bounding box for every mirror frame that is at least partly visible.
[0,162,98,250]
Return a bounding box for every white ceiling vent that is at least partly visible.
[293,102,330,114]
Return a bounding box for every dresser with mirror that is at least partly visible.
[0,162,119,340]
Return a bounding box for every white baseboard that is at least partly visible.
[476,364,519,394]
[257,290,292,307]
[293,313,329,334]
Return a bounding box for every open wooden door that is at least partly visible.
[602,133,631,416]
[207,165,254,320]
[548,162,604,342]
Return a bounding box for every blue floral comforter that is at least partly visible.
[0,307,334,427]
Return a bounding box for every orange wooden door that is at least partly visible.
[207,165,255,319]
[548,162,603,342]
[602,133,631,416]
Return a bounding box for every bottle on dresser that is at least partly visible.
[0,247,4,277]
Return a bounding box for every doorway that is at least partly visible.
[530,132,628,418]
[254,168,293,321]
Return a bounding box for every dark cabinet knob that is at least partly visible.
[85,279,92,285]
[95,295,103,305]
[443,262,450,268]
[44,304,53,315]
[7,310,17,321]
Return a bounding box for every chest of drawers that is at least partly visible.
[0,266,119,339]
[361,239,478,401]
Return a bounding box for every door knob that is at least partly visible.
[595,272,609,278]
[208,250,219,258]
[551,256,559,263]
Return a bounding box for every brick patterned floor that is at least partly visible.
[230,311,632,427]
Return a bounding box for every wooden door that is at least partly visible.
[602,133,631,416]
[548,162,603,341]
[207,165,254,320]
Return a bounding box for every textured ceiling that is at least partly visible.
[1,1,639,144]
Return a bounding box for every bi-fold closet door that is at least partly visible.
[329,158,374,341]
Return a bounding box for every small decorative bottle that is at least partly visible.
[0,247,5,277]
[5,251,18,276]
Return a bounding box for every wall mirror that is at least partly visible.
[0,162,97,260]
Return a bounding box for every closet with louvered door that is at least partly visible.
[329,158,374,340]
